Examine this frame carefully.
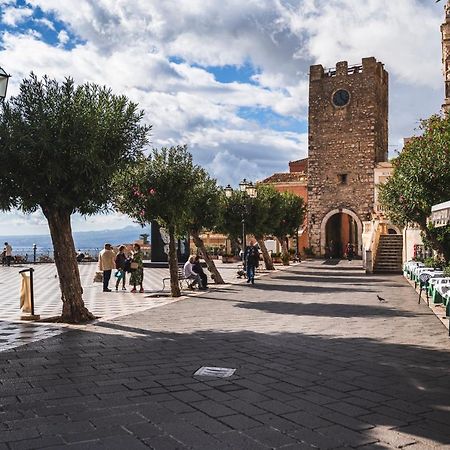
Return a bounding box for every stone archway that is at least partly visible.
[320,208,363,257]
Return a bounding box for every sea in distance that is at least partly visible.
[1,225,149,258]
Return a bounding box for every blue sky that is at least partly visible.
[0,0,445,234]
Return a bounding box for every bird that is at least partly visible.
[377,294,387,302]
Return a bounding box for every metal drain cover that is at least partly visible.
[194,366,236,378]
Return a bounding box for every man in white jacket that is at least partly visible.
[183,255,203,289]
[98,243,116,292]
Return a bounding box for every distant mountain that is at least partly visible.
[1,225,150,251]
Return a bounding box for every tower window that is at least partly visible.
[338,173,348,184]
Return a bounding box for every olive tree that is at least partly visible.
[0,74,150,322]
[272,192,306,265]
[188,174,225,284]
[115,146,203,297]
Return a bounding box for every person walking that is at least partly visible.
[114,245,128,291]
[346,242,354,262]
[183,255,203,289]
[3,242,12,267]
[98,243,116,292]
[130,243,144,293]
[244,240,259,284]
[193,255,208,290]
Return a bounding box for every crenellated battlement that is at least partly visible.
[310,57,386,82]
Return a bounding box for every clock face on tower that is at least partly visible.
[332,89,350,107]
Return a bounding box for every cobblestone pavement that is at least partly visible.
[0,261,250,352]
[1,260,449,449]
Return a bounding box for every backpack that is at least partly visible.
[246,246,259,266]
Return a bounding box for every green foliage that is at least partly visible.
[379,114,450,261]
[303,246,315,257]
[188,173,223,235]
[0,73,150,214]
[219,190,259,243]
[421,224,450,263]
[252,185,283,238]
[281,253,290,265]
[114,145,204,236]
[272,191,306,239]
[424,257,443,269]
[443,266,450,277]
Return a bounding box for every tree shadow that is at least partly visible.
[247,283,376,294]
[234,301,417,318]
[275,275,403,286]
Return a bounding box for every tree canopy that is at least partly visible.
[114,145,205,296]
[0,73,150,215]
[0,73,150,322]
[379,114,450,262]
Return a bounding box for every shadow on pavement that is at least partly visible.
[275,275,401,285]
[234,301,418,318]
[246,283,376,294]
[1,324,448,448]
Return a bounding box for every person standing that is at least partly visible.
[244,240,259,284]
[98,243,116,292]
[130,243,144,293]
[346,242,354,261]
[193,255,208,290]
[114,245,128,291]
[3,242,12,267]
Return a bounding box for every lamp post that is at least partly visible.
[32,244,37,264]
[224,180,257,253]
[0,67,11,100]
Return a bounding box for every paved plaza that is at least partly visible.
[0,260,449,449]
[0,261,244,351]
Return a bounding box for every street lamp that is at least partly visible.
[224,184,233,198]
[246,182,257,198]
[223,181,258,253]
[0,67,11,100]
[239,178,249,192]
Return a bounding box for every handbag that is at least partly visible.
[130,261,139,270]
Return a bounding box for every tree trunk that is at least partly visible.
[277,235,290,266]
[45,208,95,323]
[256,236,274,270]
[168,226,181,297]
[192,231,225,284]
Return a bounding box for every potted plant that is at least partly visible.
[271,252,282,264]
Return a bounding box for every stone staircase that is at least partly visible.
[374,234,403,273]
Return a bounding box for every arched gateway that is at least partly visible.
[320,208,362,257]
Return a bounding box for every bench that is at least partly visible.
[162,269,191,291]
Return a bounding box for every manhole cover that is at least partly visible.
[146,293,171,298]
[194,366,236,378]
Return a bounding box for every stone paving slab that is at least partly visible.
[0,260,275,352]
[0,260,449,449]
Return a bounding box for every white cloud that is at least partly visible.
[0,0,447,233]
[1,6,33,27]
[57,29,69,46]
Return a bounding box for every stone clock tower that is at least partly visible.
[307,57,388,257]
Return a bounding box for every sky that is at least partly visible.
[0,0,446,235]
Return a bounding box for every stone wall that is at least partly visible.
[307,57,388,255]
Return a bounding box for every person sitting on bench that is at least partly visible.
[183,256,203,290]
